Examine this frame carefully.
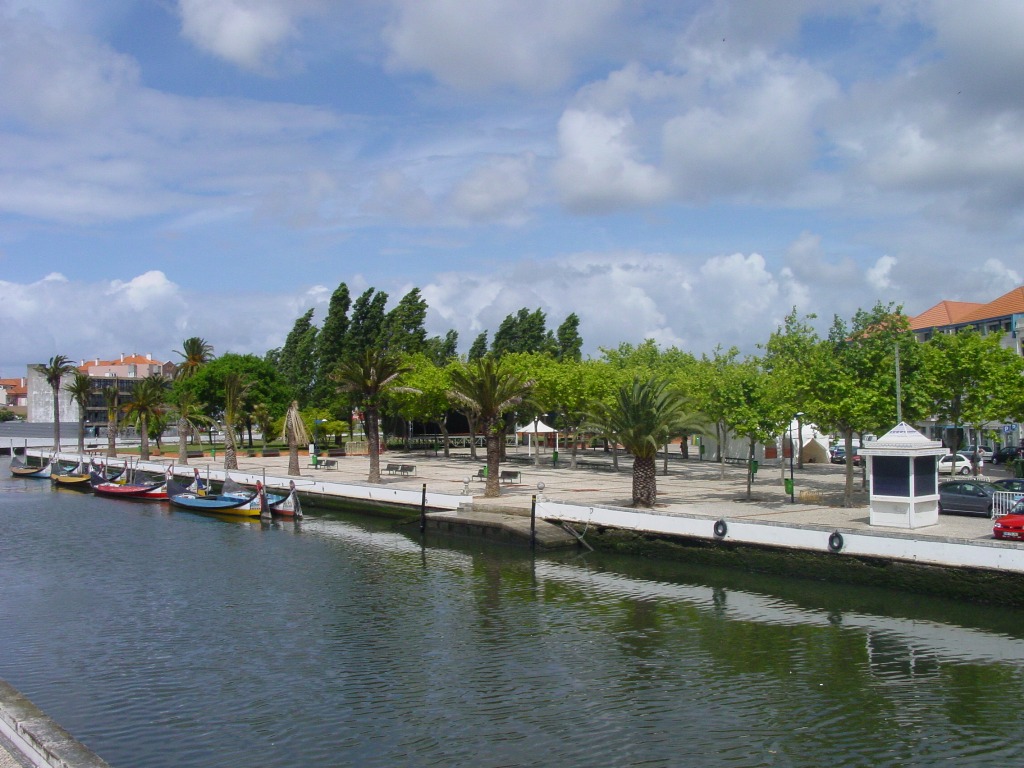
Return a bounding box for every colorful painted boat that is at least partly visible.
[269,481,302,518]
[166,476,262,514]
[51,461,92,489]
[9,455,53,478]
[90,469,169,500]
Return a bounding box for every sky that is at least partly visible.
[2,0,1023,377]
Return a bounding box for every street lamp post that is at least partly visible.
[789,412,804,504]
[314,419,324,455]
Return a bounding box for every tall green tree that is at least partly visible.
[588,377,692,507]
[381,288,428,354]
[345,288,389,358]
[122,374,169,461]
[274,309,319,405]
[468,332,489,362]
[448,357,534,498]
[64,369,94,454]
[331,349,413,483]
[313,282,351,405]
[555,313,583,362]
[423,330,459,366]
[492,307,552,357]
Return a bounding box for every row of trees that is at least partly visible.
[41,296,1024,509]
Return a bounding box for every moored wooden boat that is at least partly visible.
[270,481,302,518]
[166,476,262,515]
[9,454,53,478]
[90,469,168,500]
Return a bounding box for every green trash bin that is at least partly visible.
[751,460,759,475]
[784,478,793,495]
[311,453,318,468]
[552,450,559,466]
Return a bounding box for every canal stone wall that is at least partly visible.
[0,679,110,768]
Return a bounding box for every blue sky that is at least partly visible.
[2,0,1022,376]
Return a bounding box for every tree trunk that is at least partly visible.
[632,454,657,506]
[484,430,501,498]
[468,417,478,460]
[287,443,301,476]
[843,427,855,507]
[439,419,451,458]
[177,417,190,464]
[140,417,150,461]
[367,407,381,483]
[570,429,579,470]
[52,389,61,452]
[77,416,85,454]
[746,437,755,499]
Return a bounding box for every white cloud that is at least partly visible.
[177,0,313,71]
[866,255,897,291]
[383,0,621,92]
[450,154,535,223]
[553,109,671,212]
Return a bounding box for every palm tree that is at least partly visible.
[173,337,213,462]
[170,387,210,464]
[122,374,169,461]
[589,377,692,507]
[331,349,414,483]
[40,355,75,451]
[174,337,214,380]
[448,357,534,498]
[103,385,120,458]
[222,372,251,470]
[64,369,94,454]
[280,400,311,476]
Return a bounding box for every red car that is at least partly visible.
[993,499,1024,541]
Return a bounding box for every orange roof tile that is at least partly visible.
[957,286,1024,325]
[910,300,985,330]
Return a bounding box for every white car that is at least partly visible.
[938,453,974,475]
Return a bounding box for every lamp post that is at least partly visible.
[789,412,803,503]
[314,419,324,455]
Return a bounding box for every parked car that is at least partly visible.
[829,446,862,466]
[938,480,1000,516]
[993,499,1024,540]
[963,445,993,460]
[992,446,1024,465]
[993,479,1024,495]
[938,453,973,475]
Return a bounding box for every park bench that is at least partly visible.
[474,468,487,481]
[499,470,521,484]
[261,449,281,457]
[399,464,416,476]
[385,463,403,474]
[186,450,205,459]
[326,448,346,457]
[319,458,337,470]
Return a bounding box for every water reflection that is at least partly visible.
[1,480,1023,767]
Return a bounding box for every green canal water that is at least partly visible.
[2,477,1024,767]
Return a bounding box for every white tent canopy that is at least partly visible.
[516,420,558,434]
[516,420,559,456]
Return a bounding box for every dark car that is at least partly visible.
[829,446,862,466]
[992,445,1024,465]
[993,479,1024,495]
[937,480,1000,516]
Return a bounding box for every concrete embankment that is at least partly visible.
[0,679,110,768]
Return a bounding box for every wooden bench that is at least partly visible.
[186,450,205,459]
[399,464,416,476]
[499,470,520,484]
[385,463,403,475]
[326,448,346,457]
[261,449,281,457]
[319,458,337,470]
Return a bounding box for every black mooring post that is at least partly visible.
[530,494,537,550]
[420,483,427,533]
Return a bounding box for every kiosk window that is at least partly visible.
[914,456,936,497]
[874,456,909,496]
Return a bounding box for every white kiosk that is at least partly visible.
[859,422,948,529]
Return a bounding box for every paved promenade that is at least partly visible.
[191,444,1007,542]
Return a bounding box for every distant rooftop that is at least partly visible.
[910,285,1024,330]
